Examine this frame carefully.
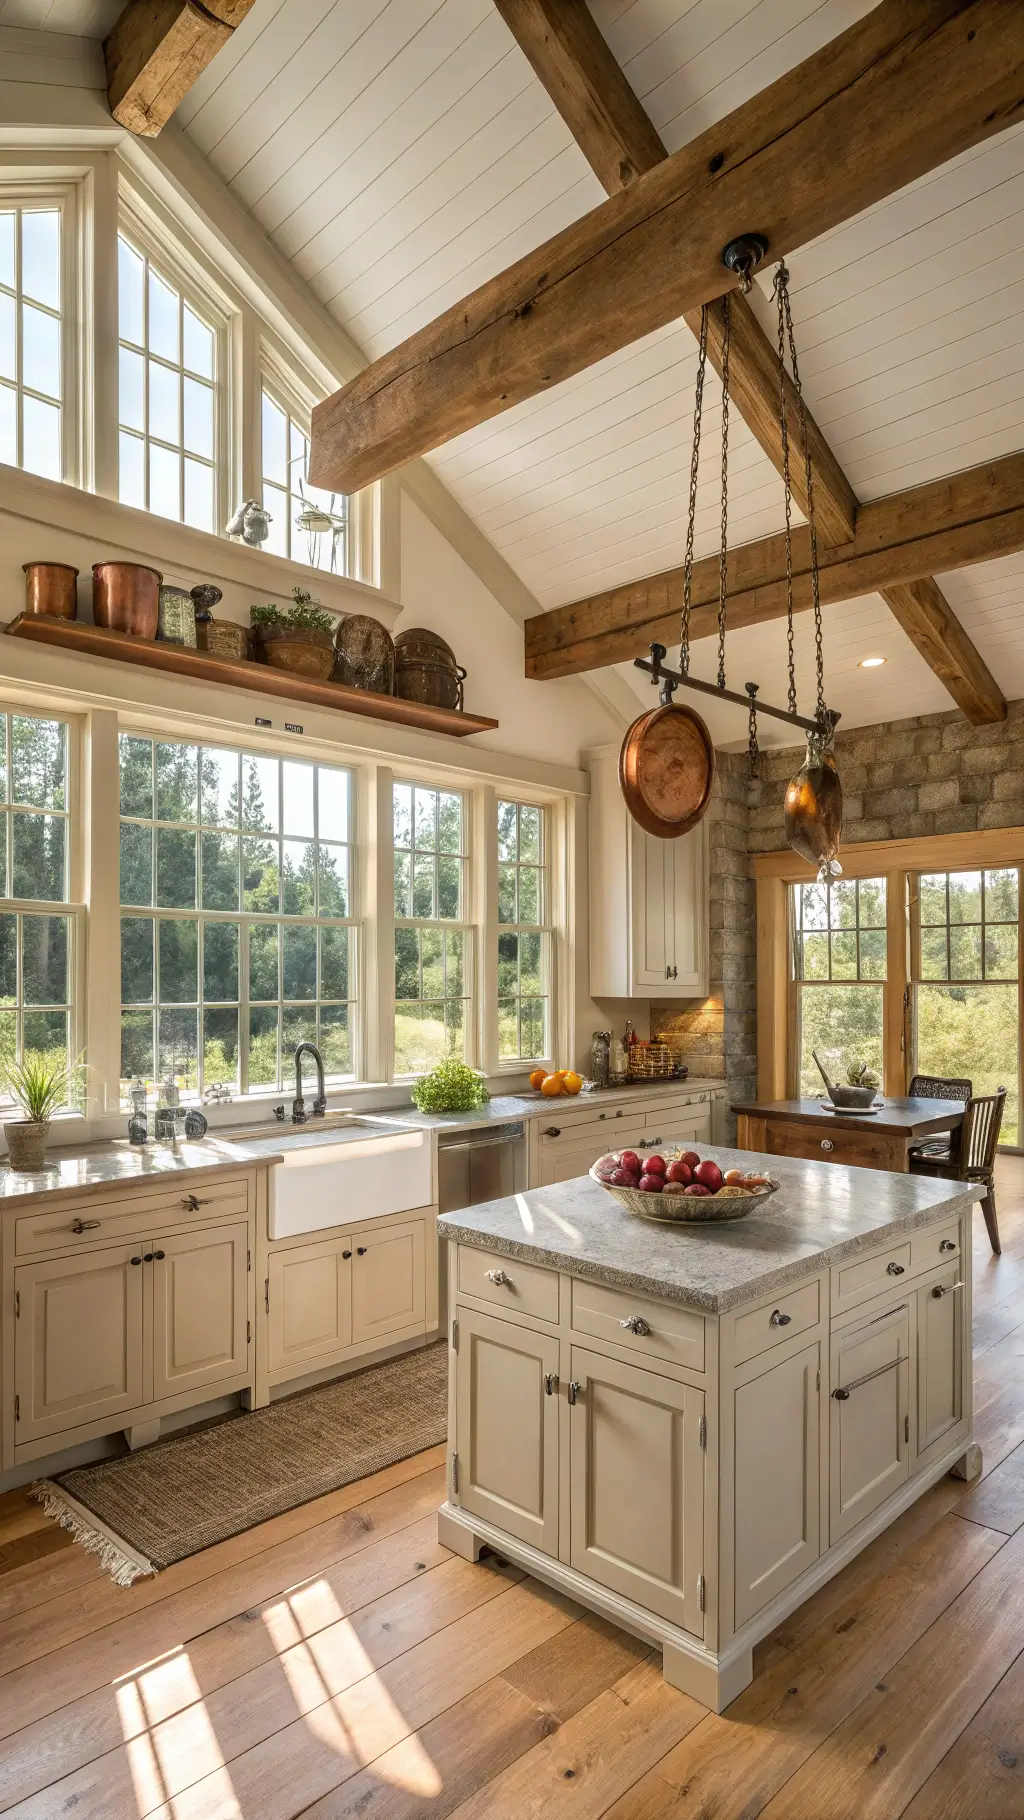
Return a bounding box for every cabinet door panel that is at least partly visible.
[569,1346,704,1635]
[455,1306,559,1555]
[917,1271,964,1457]
[734,1343,820,1627]
[152,1222,249,1401]
[830,1302,910,1543]
[268,1239,352,1375]
[15,1245,145,1442]
[351,1220,425,1346]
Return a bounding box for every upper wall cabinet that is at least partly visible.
[587,746,709,999]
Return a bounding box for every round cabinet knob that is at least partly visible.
[484,1268,511,1286]
[940,1239,957,1253]
[356,1246,367,1256]
[544,1126,561,1138]
[620,1314,652,1336]
[130,1255,142,1266]
[153,1250,165,1260]
[821,1139,834,1152]
[887,1261,905,1276]
[769,1309,792,1327]
[342,1250,352,1260]
[142,1253,154,1263]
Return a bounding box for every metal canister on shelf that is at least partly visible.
[393,627,466,711]
[590,1030,611,1088]
[158,586,197,646]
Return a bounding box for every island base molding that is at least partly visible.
[439,1430,978,1712]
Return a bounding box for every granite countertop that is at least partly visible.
[390,1079,726,1134]
[0,1136,282,1207]
[439,1145,981,1315]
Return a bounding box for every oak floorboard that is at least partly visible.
[901,1649,1024,1819]
[757,1524,1024,1819]
[0,1490,57,1547]
[972,1286,1024,1358]
[502,1611,653,1722]
[0,1465,446,1738]
[0,1545,104,1625]
[954,1439,1024,1536]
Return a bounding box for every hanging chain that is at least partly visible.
[776,261,826,723]
[746,683,760,779]
[680,305,708,676]
[772,266,797,716]
[717,293,732,691]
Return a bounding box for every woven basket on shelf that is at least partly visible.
[627,1041,676,1080]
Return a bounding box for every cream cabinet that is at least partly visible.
[587,743,709,999]
[14,1242,146,1445]
[152,1223,249,1401]
[534,1097,714,1188]
[267,1236,353,1376]
[454,1304,559,1554]
[569,1345,705,1635]
[915,1267,964,1459]
[830,1300,910,1543]
[352,1220,426,1345]
[733,1341,821,1626]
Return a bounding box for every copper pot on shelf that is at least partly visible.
[22,563,78,620]
[394,628,465,711]
[92,563,162,639]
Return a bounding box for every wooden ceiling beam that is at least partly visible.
[523,451,1024,688]
[105,0,255,137]
[879,580,1005,724]
[309,0,1024,495]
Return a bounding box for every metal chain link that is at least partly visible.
[717,293,731,691]
[746,683,759,779]
[772,264,797,716]
[777,262,826,722]
[680,305,708,676]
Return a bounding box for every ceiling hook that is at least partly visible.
[721,233,770,295]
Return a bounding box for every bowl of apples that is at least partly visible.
[589,1148,779,1222]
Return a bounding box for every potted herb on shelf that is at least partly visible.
[1,1051,85,1172]
[250,589,336,680]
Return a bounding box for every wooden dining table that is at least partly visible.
[733,1097,965,1174]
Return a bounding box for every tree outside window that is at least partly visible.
[914,868,1018,1145]
[793,876,886,1097]
[0,713,74,1092]
[393,782,469,1076]
[497,799,549,1063]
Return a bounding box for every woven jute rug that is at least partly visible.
[32,1339,447,1585]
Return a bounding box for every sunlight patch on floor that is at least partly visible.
[116,1649,243,1818]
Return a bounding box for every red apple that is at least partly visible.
[665,1159,692,1185]
[683,1182,712,1197]
[643,1154,666,1175]
[619,1151,641,1175]
[694,1159,723,1192]
[638,1173,664,1193]
[610,1168,634,1187]
[679,1150,701,1169]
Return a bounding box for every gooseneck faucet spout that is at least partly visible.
[292,1042,327,1123]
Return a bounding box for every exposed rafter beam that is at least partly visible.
[879,580,1005,724]
[310,0,1024,496]
[523,452,1024,692]
[105,0,255,138]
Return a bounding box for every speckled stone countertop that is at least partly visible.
[0,1137,281,1208]
[439,1146,981,1314]
[388,1079,726,1134]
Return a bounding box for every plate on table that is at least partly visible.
[819,1102,883,1116]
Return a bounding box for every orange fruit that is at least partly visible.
[563,1071,583,1095]
[552,1069,568,1082]
[540,1074,563,1096]
[529,1068,547,1091]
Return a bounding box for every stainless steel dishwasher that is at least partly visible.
[436,1122,527,1324]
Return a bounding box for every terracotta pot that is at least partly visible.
[92,562,162,639]
[257,626,335,681]
[22,562,79,620]
[4,1119,49,1172]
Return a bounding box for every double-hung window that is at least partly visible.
[792,876,886,1096]
[393,782,470,1075]
[497,799,550,1064]
[913,867,1019,1144]
[0,203,63,480]
[261,382,347,572]
[118,736,355,1102]
[117,232,219,532]
[0,712,76,1087]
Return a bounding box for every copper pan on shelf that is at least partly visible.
[619,700,716,838]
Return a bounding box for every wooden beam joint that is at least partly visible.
[105,0,255,137]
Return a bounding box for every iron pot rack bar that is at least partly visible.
[636,644,841,737]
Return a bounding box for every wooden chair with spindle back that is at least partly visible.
[908,1087,1006,1256]
[906,1074,972,1166]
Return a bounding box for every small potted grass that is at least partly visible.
[1,1050,85,1172]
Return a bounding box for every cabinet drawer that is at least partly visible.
[910,1220,961,1276]
[733,1278,821,1366]
[14,1174,251,1256]
[765,1121,896,1169]
[457,1244,559,1323]
[571,1277,704,1373]
[832,1243,912,1314]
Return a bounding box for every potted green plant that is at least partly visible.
[1,1051,85,1171]
[251,589,336,680]
[411,1059,490,1114]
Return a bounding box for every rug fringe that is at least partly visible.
[29,1480,156,1586]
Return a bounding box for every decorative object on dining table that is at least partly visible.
[620,255,841,856]
[394,627,466,711]
[157,585,197,647]
[250,590,336,680]
[92,561,161,638]
[590,1146,778,1223]
[1,1050,85,1172]
[22,561,78,620]
[812,1048,880,1110]
[226,499,272,547]
[333,612,394,694]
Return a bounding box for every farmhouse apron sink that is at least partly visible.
[226,1115,431,1238]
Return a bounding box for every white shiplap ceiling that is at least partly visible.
[16,0,1024,737]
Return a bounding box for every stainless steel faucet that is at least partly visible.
[292,1042,327,1123]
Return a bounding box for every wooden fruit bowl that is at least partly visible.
[589,1159,779,1223]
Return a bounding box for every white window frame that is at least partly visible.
[0,176,84,489]
[392,777,476,1079]
[494,795,553,1070]
[259,356,350,574]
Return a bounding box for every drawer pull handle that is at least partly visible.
[544,1372,558,1396]
[485,1268,511,1286]
[940,1239,957,1253]
[769,1309,791,1327]
[820,1139,834,1152]
[620,1314,652,1336]
[931,1280,965,1299]
[356,1246,367,1256]
[181,1195,212,1211]
[834,1355,908,1399]
[887,1262,905,1276]
[544,1126,561,1138]
[130,1255,142,1266]
[567,1379,583,1405]
[71,1218,101,1233]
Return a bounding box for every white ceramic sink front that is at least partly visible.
[226,1116,432,1238]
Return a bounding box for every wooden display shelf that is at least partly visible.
[3,614,499,739]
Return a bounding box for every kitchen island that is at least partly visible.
[438,1148,980,1711]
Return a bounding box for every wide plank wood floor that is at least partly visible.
[4,1164,1024,1819]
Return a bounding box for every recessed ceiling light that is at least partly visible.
[858,656,886,668]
